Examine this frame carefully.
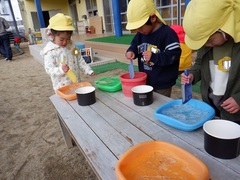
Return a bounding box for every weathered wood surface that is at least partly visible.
[50,90,240,180]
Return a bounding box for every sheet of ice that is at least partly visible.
[160,104,209,124]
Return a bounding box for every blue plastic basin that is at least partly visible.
[154,99,215,131]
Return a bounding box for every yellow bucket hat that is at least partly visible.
[126,0,166,30]
[183,0,240,50]
[48,13,75,31]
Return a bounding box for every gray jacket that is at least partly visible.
[0,17,10,36]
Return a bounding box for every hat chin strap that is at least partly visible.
[218,29,227,41]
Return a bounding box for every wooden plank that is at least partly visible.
[69,98,152,159]
[91,94,154,145]
[50,95,118,180]
[69,100,132,158]
[96,91,166,136]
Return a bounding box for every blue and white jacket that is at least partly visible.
[127,24,181,90]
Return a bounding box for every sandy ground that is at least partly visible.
[0,43,201,180]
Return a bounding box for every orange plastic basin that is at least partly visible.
[116,141,209,180]
[56,82,92,100]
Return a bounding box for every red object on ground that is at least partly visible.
[14,37,21,43]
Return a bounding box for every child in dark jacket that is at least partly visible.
[125,0,181,97]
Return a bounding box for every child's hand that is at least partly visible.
[142,51,152,61]
[90,72,94,76]
[181,73,194,84]
[125,51,135,60]
[221,97,240,114]
[62,63,69,73]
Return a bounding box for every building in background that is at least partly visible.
[0,0,24,34]
[1,0,188,36]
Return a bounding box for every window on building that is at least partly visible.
[155,0,185,25]
[120,0,129,32]
[86,0,98,17]
[0,0,9,15]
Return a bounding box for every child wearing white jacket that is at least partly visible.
[41,13,94,92]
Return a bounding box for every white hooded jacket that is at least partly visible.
[41,40,93,91]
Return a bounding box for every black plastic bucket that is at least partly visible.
[203,120,240,159]
[132,85,153,106]
[75,86,96,106]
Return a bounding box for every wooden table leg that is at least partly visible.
[57,112,74,148]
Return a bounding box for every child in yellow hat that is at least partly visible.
[41,13,94,92]
[181,0,240,123]
[125,0,181,97]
